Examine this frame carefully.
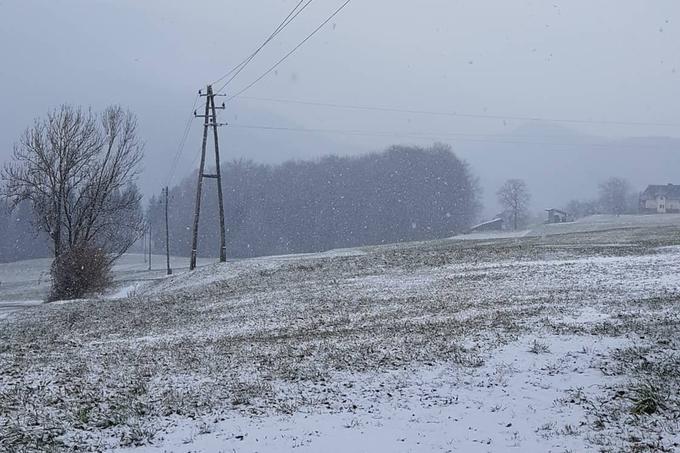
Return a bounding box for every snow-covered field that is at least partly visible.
[454,213,680,241]
[2,222,680,452]
[0,254,216,319]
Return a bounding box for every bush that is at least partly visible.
[48,245,112,301]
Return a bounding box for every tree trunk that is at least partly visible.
[54,198,62,258]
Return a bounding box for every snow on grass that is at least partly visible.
[452,213,680,243]
[106,283,142,301]
[451,230,531,241]
[0,300,42,320]
[0,254,218,319]
[1,226,680,452]
[113,335,629,453]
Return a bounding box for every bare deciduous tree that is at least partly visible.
[1,104,144,261]
[564,198,599,220]
[598,177,632,216]
[497,178,530,230]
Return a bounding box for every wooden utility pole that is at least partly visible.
[147,222,152,271]
[164,186,172,275]
[190,84,227,270]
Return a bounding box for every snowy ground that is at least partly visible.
[2,223,680,452]
[0,254,216,319]
[453,213,680,241]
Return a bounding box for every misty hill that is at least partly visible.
[454,123,680,216]
[157,118,680,221]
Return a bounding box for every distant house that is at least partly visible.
[639,184,680,214]
[468,218,503,233]
[545,208,568,224]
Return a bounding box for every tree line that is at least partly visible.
[564,177,640,220]
[147,143,481,259]
[488,175,643,232]
[0,199,50,262]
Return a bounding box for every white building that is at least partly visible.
[639,184,680,214]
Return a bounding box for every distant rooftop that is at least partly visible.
[641,184,680,199]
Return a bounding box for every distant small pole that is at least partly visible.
[164,186,172,275]
[148,222,152,271]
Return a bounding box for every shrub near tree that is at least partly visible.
[49,244,112,301]
[1,104,145,300]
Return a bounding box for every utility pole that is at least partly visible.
[164,186,172,275]
[148,222,152,271]
[190,84,227,270]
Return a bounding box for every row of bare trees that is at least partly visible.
[495,176,640,231]
[565,177,638,220]
[1,105,145,299]
[495,175,639,231]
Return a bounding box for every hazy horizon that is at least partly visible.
[2,0,680,215]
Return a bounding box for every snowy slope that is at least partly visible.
[453,213,680,242]
[1,225,680,452]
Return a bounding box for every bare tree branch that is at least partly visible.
[0,104,145,261]
[497,179,531,230]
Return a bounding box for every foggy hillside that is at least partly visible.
[159,119,680,218]
[452,123,680,215]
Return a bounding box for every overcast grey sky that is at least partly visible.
[1,0,680,202]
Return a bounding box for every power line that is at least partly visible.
[215,1,317,92]
[212,0,314,89]
[228,123,680,149]
[236,95,680,129]
[211,0,305,86]
[224,0,351,100]
[166,95,199,186]
[166,94,201,187]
